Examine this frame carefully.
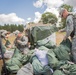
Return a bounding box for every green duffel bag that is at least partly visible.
[6,65,20,73]
[53,39,72,61]
[45,41,56,49]
[53,70,65,75]
[21,50,35,65]
[5,40,11,48]
[6,58,22,73]
[38,46,49,51]
[30,25,58,45]
[32,56,52,75]
[6,58,22,67]
[47,49,59,68]
[37,39,56,49]
[61,64,76,75]
[54,45,70,61]
[60,38,72,52]
[12,48,23,60]
[69,64,76,75]
[32,56,44,74]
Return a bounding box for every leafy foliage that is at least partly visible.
[41,12,58,24]
[0,24,24,32]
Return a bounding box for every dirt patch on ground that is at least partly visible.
[56,32,65,45]
[0,60,3,74]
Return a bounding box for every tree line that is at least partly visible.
[0,24,24,32]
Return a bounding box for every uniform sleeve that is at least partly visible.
[60,27,66,32]
[18,36,28,46]
[65,15,74,38]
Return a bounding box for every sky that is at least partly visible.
[0,0,76,25]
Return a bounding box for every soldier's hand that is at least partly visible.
[8,45,12,48]
[17,40,21,43]
[58,28,65,32]
[63,36,67,41]
[67,61,74,64]
[58,29,63,32]
[58,30,62,32]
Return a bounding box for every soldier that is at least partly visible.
[0,30,10,38]
[14,32,29,54]
[59,8,76,63]
[0,30,11,48]
[0,30,14,59]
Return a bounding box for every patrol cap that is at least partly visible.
[1,31,10,38]
[0,30,6,33]
[59,8,66,17]
[5,31,10,34]
[15,31,20,36]
[13,30,20,36]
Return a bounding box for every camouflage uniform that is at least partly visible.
[14,35,29,54]
[64,14,76,62]
[0,30,7,38]
[71,15,76,62]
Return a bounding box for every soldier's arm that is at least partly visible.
[13,38,17,46]
[59,27,66,32]
[18,36,28,46]
[14,38,16,44]
[65,16,74,38]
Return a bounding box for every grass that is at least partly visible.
[56,32,65,45]
[2,35,16,44]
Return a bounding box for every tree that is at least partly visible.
[17,24,24,32]
[41,12,58,24]
[60,4,73,28]
[0,24,24,32]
